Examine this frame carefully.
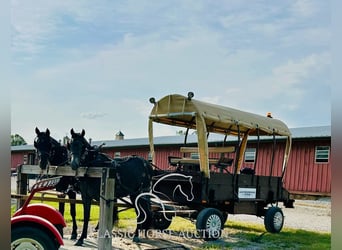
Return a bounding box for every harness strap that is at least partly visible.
[114,157,151,196]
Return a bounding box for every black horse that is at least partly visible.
[34,127,79,240]
[68,128,154,246]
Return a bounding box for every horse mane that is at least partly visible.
[82,136,91,150]
[34,127,69,167]
[50,136,62,147]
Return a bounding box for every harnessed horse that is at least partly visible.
[68,128,154,246]
[34,127,79,240]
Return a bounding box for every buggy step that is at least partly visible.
[38,190,65,196]
[154,209,198,217]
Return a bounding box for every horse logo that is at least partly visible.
[153,173,194,202]
[135,173,195,225]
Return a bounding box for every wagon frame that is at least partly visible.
[148,92,295,240]
[11,176,65,249]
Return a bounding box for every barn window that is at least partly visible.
[23,154,28,164]
[244,148,256,162]
[315,146,330,163]
[114,152,121,158]
[148,152,152,161]
[190,153,199,159]
[28,153,36,164]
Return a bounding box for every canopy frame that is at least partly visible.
[148,93,292,178]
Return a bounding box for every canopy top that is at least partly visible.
[149,93,291,137]
[148,93,292,178]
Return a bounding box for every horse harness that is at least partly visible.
[113,155,152,197]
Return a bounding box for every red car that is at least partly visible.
[11,177,65,249]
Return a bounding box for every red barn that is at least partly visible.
[11,125,331,196]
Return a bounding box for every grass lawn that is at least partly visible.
[12,199,331,249]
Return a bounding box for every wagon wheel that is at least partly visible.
[264,206,284,233]
[11,225,60,250]
[196,208,224,241]
[152,211,173,230]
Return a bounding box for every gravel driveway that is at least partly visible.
[11,176,330,249]
[228,198,331,233]
[60,198,331,249]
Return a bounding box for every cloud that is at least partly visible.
[290,0,319,18]
[80,112,108,120]
[271,52,331,88]
[10,0,331,143]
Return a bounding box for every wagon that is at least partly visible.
[11,176,65,249]
[148,92,295,240]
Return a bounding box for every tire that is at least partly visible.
[11,225,59,250]
[152,212,172,230]
[264,206,284,233]
[196,208,224,241]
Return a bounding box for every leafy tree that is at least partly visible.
[176,130,186,135]
[11,134,27,146]
[176,130,197,135]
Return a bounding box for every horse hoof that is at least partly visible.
[70,234,77,240]
[74,240,83,246]
[133,236,140,243]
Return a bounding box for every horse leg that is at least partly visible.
[58,194,66,216]
[94,205,102,232]
[94,200,117,232]
[94,221,99,232]
[75,199,91,246]
[68,190,78,240]
[131,195,152,243]
[56,194,66,238]
[112,198,119,225]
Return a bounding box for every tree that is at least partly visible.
[176,130,197,135]
[176,130,186,135]
[11,134,27,146]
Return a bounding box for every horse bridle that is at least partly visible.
[69,136,92,163]
[34,136,52,159]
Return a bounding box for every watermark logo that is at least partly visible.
[152,173,194,202]
[111,229,227,239]
[135,173,195,225]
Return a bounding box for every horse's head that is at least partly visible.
[34,127,53,170]
[174,175,194,202]
[34,127,68,169]
[153,173,195,202]
[69,128,90,170]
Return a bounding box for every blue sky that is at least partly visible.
[11,0,331,144]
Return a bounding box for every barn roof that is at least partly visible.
[98,125,331,148]
[11,144,35,152]
[11,125,331,152]
[289,125,331,138]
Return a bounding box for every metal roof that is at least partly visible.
[11,144,35,152]
[289,125,330,138]
[11,125,330,152]
[98,125,331,148]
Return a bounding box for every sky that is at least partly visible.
[10,0,331,145]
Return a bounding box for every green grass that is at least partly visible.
[202,221,331,250]
[12,200,331,249]
[114,210,331,250]
[11,196,100,224]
